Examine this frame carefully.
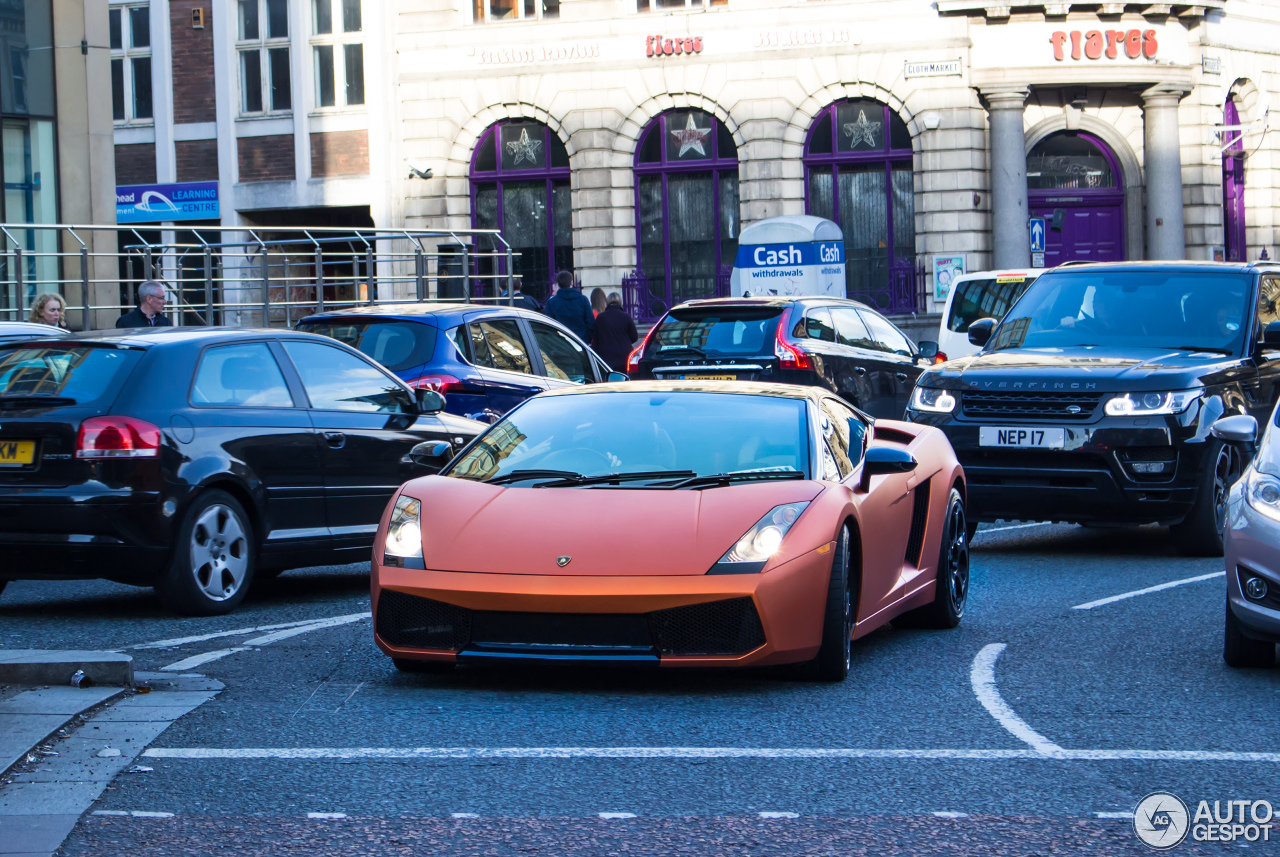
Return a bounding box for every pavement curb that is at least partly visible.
[0,686,127,778]
[0,650,134,688]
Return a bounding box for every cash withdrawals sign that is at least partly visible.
[730,215,846,298]
[116,181,219,224]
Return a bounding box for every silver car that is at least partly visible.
[1217,410,1280,667]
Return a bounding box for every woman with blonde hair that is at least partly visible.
[28,293,68,329]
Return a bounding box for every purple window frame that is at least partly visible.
[469,121,571,295]
[1223,99,1246,262]
[632,111,739,302]
[802,100,915,300]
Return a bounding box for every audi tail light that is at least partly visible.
[76,416,161,459]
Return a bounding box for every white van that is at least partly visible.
[937,269,1041,359]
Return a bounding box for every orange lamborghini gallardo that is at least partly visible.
[372,382,967,682]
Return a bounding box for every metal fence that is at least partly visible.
[0,224,523,331]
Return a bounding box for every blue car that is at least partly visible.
[296,303,624,423]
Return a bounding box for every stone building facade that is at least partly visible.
[391,0,1280,319]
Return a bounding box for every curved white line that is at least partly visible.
[159,614,371,670]
[969,643,1065,757]
[1072,572,1224,610]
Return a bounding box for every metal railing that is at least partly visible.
[0,224,523,331]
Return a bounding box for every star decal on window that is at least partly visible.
[504,128,544,166]
[842,110,882,149]
[670,114,711,158]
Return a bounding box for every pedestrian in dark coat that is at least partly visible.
[592,292,638,373]
[115,281,174,328]
[543,271,594,342]
[503,282,542,312]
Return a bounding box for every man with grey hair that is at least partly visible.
[115,280,173,328]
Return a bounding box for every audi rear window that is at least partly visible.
[0,345,142,407]
[947,276,1037,333]
[297,319,437,372]
[652,307,784,357]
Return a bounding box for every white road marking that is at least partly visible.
[307,812,346,819]
[133,618,337,649]
[140,746,1280,762]
[129,811,175,818]
[158,614,371,671]
[451,813,480,819]
[979,522,1056,535]
[932,812,969,818]
[1095,811,1135,819]
[161,648,250,672]
[758,812,799,819]
[599,813,637,819]
[969,644,1065,757]
[244,614,370,646]
[1072,572,1225,610]
[92,811,129,816]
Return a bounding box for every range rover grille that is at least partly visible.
[961,390,1102,420]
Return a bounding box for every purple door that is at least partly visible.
[1223,99,1246,262]
[1027,132,1125,265]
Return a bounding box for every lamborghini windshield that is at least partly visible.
[987,270,1252,353]
[446,391,811,485]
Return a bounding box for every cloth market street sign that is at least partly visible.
[117,181,219,224]
[905,59,962,78]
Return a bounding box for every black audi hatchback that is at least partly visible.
[0,327,484,614]
[627,297,940,419]
[906,261,1280,555]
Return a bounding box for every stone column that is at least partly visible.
[983,87,1031,269]
[1143,85,1189,260]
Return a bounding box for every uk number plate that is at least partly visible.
[0,440,35,467]
[979,427,1065,449]
[681,374,737,381]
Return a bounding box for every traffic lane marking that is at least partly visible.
[969,644,1064,757]
[158,615,371,671]
[138,746,1280,762]
[1071,572,1225,610]
[131,617,345,650]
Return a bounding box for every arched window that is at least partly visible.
[1026,132,1125,265]
[470,120,571,302]
[632,110,739,320]
[804,100,915,312]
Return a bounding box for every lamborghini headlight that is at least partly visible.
[720,502,810,565]
[1103,389,1200,417]
[384,494,423,559]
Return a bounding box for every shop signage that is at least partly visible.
[116,181,219,224]
[471,42,601,65]
[1050,29,1157,61]
[733,242,845,298]
[753,26,849,48]
[905,59,962,78]
[933,255,966,300]
[647,34,703,57]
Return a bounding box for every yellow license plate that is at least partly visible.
[685,374,737,381]
[0,440,35,467]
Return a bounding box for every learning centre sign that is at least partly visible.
[116,181,220,224]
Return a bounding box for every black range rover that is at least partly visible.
[906,261,1280,555]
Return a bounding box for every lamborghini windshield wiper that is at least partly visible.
[485,469,585,486]
[663,470,808,490]
[535,469,696,488]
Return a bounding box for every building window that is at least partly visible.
[473,0,559,23]
[469,121,571,303]
[804,99,916,313]
[633,110,739,318]
[109,3,153,123]
[238,0,291,115]
[311,0,364,108]
[636,0,726,10]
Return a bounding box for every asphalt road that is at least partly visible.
[2,523,1276,856]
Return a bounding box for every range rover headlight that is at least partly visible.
[910,386,957,414]
[384,494,423,559]
[1103,389,1200,417]
[1245,469,1280,523]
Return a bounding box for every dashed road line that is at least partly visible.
[969,643,1065,757]
[452,813,480,819]
[307,812,347,819]
[93,810,176,818]
[1095,811,1135,819]
[932,812,969,818]
[1072,572,1225,610]
[132,617,345,649]
[599,812,637,819]
[759,812,799,819]
[157,614,371,671]
[162,647,250,672]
